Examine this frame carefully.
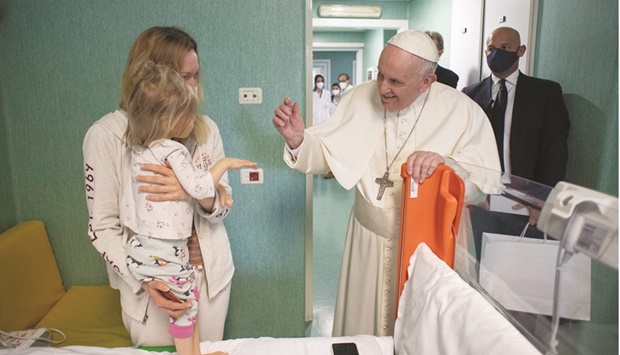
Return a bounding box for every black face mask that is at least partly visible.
[486,48,519,73]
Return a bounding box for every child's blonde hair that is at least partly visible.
[124,62,205,147]
[121,26,208,146]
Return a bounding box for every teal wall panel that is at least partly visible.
[0,99,16,232]
[313,31,365,43]
[408,0,453,66]
[535,0,618,196]
[0,0,307,339]
[363,29,385,77]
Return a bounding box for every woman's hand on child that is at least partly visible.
[136,161,191,201]
[142,279,192,318]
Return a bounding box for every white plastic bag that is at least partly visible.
[479,228,591,320]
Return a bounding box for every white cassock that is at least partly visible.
[284,80,500,337]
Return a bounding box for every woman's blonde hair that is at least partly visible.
[121,26,207,144]
[124,62,199,147]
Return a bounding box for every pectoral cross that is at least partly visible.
[375,171,394,200]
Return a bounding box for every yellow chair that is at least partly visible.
[0,220,132,347]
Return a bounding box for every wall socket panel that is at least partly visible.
[238,88,262,104]
[240,168,263,184]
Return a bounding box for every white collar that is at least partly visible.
[492,70,520,87]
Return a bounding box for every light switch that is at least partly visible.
[240,168,264,184]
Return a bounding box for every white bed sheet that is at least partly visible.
[202,335,393,354]
[1,243,542,355]
[393,243,541,355]
[0,335,393,355]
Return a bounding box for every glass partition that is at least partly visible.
[452,162,618,355]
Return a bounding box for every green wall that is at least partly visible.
[0,98,16,231]
[363,29,385,76]
[0,0,307,339]
[313,31,365,43]
[535,0,618,196]
[408,0,454,66]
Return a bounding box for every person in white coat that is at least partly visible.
[312,74,331,126]
[83,26,237,347]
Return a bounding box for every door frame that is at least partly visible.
[313,59,332,88]
[304,1,409,322]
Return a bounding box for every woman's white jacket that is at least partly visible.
[82,110,233,322]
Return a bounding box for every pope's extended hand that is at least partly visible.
[273,97,305,149]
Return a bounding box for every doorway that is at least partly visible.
[312,59,331,88]
[305,13,409,337]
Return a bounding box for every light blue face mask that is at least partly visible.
[486,48,519,73]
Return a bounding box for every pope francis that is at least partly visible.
[272,30,500,337]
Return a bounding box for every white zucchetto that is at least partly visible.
[387,30,439,63]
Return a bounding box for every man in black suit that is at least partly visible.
[462,27,571,293]
[426,31,459,88]
[462,26,570,187]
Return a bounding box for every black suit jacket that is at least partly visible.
[462,72,570,187]
[435,65,459,89]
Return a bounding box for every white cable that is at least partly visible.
[0,328,66,346]
[545,247,573,355]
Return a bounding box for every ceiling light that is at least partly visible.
[318,5,382,19]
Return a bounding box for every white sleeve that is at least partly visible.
[282,130,330,174]
[165,144,216,200]
[82,122,142,294]
[195,117,231,222]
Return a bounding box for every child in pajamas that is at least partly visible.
[121,62,256,355]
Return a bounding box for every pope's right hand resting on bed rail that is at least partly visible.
[273,97,305,150]
[142,279,192,318]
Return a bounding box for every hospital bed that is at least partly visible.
[1,163,616,355]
